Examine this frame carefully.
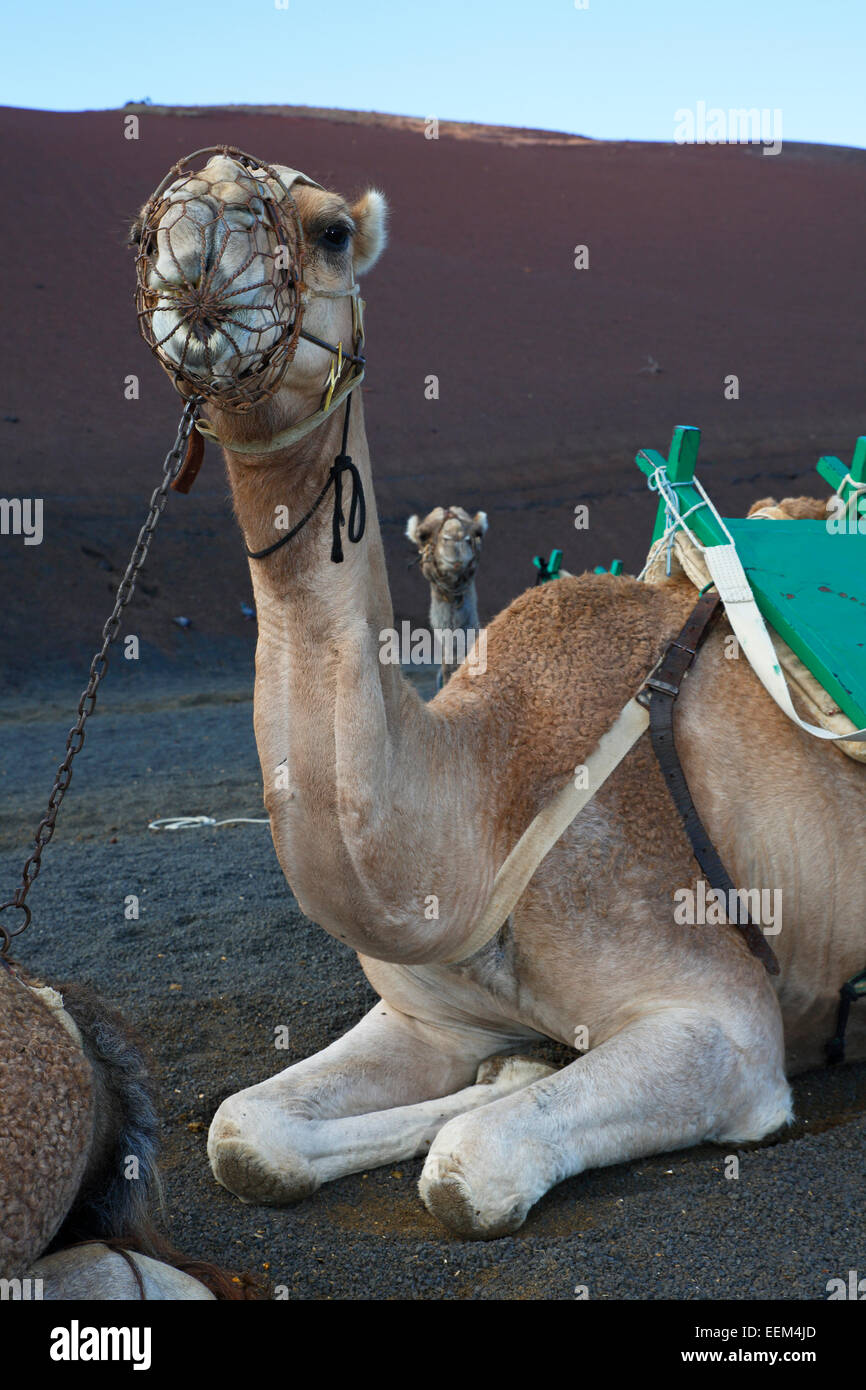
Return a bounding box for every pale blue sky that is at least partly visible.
[5,0,866,148]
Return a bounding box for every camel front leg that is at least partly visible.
[208,1002,552,1205]
[419,1005,792,1239]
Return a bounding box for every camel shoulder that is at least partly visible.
[485,571,697,697]
[444,573,699,823]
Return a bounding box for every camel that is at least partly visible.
[136,153,865,1239]
[405,505,488,685]
[0,963,249,1297]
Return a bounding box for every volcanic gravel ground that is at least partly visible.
[2,666,865,1301]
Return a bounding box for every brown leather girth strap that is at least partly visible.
[641,589,780,976]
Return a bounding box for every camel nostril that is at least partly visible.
[171,281,231,335]
[189,320,215,345]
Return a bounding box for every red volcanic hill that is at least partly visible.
[1,104,864,684]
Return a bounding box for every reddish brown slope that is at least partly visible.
[1,106,864,680]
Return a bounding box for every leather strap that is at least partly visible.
[642,590,780,975]
[826,967,866,1064]
[438,591,780,975]
[170,427,205,494]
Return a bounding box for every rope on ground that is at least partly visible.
[147,815,270,831]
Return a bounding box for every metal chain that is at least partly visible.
[0,398,200,958]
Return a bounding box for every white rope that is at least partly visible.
[639,466,739,578]
[640,465,866,741]
[832,472,866,524]
[834,471,866,500]
[147,815,269,831]
[635,469,709,580]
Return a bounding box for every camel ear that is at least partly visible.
[473,511,489,535]
[406,515,421,544]
[350,190,388,276]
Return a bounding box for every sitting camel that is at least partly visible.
[135,154,864,1239]
[0,963,247,1297]
[405,506,488,685]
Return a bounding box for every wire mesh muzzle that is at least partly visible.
[135,146,307,412]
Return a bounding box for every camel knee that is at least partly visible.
[208,1088,319,1207]
[673,1006,791,1145]
[712,1081,793,1145]
[420,1151,532,1239]
[419,1099,558,1240]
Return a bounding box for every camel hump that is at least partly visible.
[466,571,695,794]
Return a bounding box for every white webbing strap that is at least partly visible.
[703,543,866,742]
[441,697,650,964]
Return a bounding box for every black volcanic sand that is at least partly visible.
[2,664,865,1301]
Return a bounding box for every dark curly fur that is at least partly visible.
[38,980,260,1299]
[49,982,158,1247]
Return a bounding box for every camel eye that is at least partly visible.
[320,223,350,251]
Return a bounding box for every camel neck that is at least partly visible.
[218,393,494,964]
[429,581,480,635]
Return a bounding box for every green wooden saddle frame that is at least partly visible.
[636,426,866,730]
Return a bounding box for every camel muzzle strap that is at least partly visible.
[244,389,365,564]
[194,283,367,459]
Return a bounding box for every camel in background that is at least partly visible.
[406,505,488,685]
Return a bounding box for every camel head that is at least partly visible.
[131,150,387,415]
[406,506,488,596]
